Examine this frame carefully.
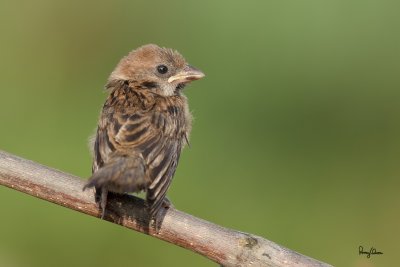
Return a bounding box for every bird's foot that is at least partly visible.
[94,187,108,219]
[162,197,174,209]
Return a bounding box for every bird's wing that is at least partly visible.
[113,108,183,215]
[91,111,122,174]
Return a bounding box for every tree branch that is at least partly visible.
[0,150,332,267]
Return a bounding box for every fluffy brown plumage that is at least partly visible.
[83,44,204,219]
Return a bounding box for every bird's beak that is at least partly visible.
[168,65,205,84]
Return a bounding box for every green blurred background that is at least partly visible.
[0,0,399,266]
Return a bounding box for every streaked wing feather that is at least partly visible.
[147,140,182,215]
[117,110,182,213]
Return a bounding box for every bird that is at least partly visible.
[83,44,204,220]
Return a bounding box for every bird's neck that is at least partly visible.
[105,79,186,113]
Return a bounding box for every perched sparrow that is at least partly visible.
[83,44,204,219]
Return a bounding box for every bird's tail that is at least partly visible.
[83,151,149,193]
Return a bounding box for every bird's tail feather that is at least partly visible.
[84,152,148,193]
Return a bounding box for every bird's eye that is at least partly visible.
[157,65,168,74]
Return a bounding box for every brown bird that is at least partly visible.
[83,44,204,219]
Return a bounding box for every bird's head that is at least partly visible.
[108,44,205,96]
